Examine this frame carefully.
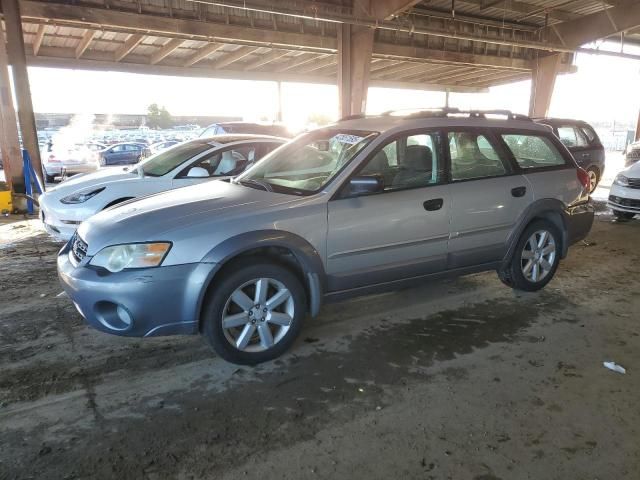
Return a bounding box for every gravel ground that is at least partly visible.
[0,203,638,480]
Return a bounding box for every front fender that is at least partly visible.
[197,230,326,319]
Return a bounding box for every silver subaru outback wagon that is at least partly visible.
[58,109,594,364]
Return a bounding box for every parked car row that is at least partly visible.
[49,109,598,365]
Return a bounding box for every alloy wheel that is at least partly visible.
[521,230,556,283]
[588,170,598,193]
[221,278,294,352]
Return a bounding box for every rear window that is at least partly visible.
[501,134,566,169]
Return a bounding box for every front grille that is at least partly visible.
[609,195,640,210]
[627,177,640,189]
[627,148,640,159]
[71,234,88,263]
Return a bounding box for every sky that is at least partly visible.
[24,41,640,130]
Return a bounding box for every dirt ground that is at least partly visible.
[0,203,639,480]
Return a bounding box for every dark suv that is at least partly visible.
[534,118,605,193]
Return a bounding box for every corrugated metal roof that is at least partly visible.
[11,0,638,90]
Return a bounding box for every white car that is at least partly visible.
[608,161,640,220]
[40,135,286,240]
[42,142,106,182]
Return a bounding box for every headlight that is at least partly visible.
[61,187,105,204]
[90,242,171,272]
[614,174,629,187]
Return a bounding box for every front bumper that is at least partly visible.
[39,196,82,241]
[608,183,640,214]
[58,241,215,337]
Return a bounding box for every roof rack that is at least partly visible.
[380,107,532,121]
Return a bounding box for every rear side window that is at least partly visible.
[448,132,507,181]
[580,125,598,145]
[502,134,566,169]
[557,126,588,148]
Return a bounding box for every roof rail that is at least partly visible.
[381,107,532,121]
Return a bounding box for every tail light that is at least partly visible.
[577,168,590,191]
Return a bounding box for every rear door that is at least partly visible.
[326,130,450,291]
[446,129,533,268]
[500,131,580,207]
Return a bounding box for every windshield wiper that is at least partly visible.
[237,179,273,192]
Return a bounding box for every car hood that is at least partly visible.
[78,180,302,254]
[623,161,640,177]
[45,167,141,196]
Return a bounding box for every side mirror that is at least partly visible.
[186,166,209,178]
[345,175,384,197]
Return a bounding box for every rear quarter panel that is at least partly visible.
[524,168,582,205]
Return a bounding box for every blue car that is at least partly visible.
[98,142,150,166]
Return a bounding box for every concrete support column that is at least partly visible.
[1,0,44,187]
[0,25,23,193]
[635,110,640,142]
[337,23,374,118]
[529,54,562,118]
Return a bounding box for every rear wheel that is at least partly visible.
[613,209,635,220]
[586,167,599,193]
[498,220,561,292]
[202,260,306,365]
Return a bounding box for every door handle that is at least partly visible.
[423,198,443,211]
[511,186,527,198]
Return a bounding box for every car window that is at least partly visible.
[448,132,507,181]
[236,130,378,195]
[502,134,566,169]
[557,127,578,147]
[359,132,441,191]
[203,126,216,137]
[580,125,598,145]
[183,145,257,177]
[111,145,124,153]
[558,126,588,148]
[140,141,213,177]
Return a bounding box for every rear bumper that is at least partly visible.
[58,240,215,337]
[565,202,594,246]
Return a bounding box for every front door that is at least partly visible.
[446,129,533,268]
[326,131,450,292]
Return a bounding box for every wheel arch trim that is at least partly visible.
[197,230,326,323]
[502,199,569,268]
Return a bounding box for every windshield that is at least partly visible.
[235,129,377,195]
[140,141,212,177]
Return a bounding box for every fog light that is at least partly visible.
[117,305,132,327]
[94,301,134,331]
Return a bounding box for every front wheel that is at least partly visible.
[613,209,635,220]
[498,220,561,292]
[201,260,306,365]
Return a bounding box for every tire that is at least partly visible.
[498,220,561,292]
[201,259,307,365]
[613,209,635,220]
[586,167,599,193]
